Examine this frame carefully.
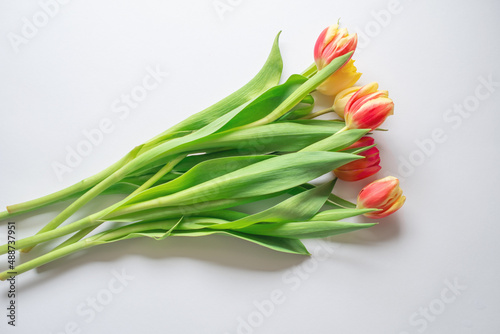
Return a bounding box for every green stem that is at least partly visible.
[300,62,317,78]
[52,156,184,250]
[0,156,185,255]
[0,238,93,281]
[0,211,11,221]
[0,212,102,255]
[2,147,141,220]
[20,164,130,253]
[301,107,334,120]
[0,219,181,280]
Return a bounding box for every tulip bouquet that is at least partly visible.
[0,24,405,281]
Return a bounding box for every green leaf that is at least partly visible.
[300,129,370,152]
[283,119,345,127]
[343,144,376,155]
[93,217,310,255]
[126,121,347,178]
[254,52,353,124]
[279,95,315,120]
[327,194,357,208]
[124,60,349,175]
[185,121,344,154]
[311,208,377,221]
[105,193,284,222]
[297,183,355,209]
[238,220,376,239]
[110,151,362,215]
[189,210,248,221]
[163,33,283,134]
[123,155,274,206]
[215,74,308,131]
[211,180,335,230]
[119,36,285,175]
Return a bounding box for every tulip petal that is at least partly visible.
[334,165,381,181]
[347,97,394,130]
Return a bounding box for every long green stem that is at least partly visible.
[1,147,141,220]
[301,62,317,78]
[0,219,181,280]
[0,239,93,281]
[0,211,11,220]
[20,164,130,252]
[52,156,184,250]
[0,156,185,255]
[0,212,102,255]
[301,107,334,120]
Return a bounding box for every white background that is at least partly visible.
[1,0,500,333]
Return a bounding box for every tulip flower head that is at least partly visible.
[334,136,381,181]
[314,24,360,96]
[343,82,394,131]
[357,176,405,219]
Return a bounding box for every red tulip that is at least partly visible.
[334,136,381,181]
[357,176,405,218]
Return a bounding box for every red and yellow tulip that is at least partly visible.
[357,176,406,219]
[344,82,394,131]
[314,24,360,96]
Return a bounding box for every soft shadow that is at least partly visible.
[17,234,308,291]
[325,215,402,245]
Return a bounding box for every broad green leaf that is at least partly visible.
[238,220,376,239]
[174,150,259,172]
[184,121,344,154]
[254,52,353,124]
[295,183,354,209]
[343,144,376,155]
[123,155,274,206]
[283,119,345,127]
[311,208,377,221]
[279,95,315,120]
[327,194,357,208]
[123,101,250,173]
[161,33,283,134]
[189,210,248,221]
[215,74,308,131]
[105,192,284,222]
[94,217,228,243]
[133,121,346,176]
[300,129,370,152]
[93,218,310,255]
[210,180,335,230]
[123,57,349,174]
[110,151,362,215]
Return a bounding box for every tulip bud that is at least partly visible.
[334,136,381,181]
[314,24,360,96]
[332,86,361,119]
[344,82,394,131]
[356,176,405,219]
